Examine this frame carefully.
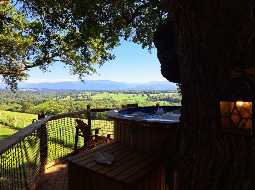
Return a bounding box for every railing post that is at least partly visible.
[87,105,91,128]
[38,113,48,178]
[86,105,92,147]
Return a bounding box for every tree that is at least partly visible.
[17,0,166,79]
[169,2,255,189]
[0,2,40,89]
[1,0,174,89]
[3,0,255,189]
[0,1,116,89]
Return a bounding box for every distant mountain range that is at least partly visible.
[1,80,177,91]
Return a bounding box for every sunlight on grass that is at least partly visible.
[0,124,17,142]
[0,110,37,130]
[0,110,37,143]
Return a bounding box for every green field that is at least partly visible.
[0,90,181,115]
[0,110,37,143]
[0,90,181,143]
[0,124,17,142]
[0,110,113,146]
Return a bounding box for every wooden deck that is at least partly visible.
[38,162,68,190]
[36,106,177,190]
[37,142,168,190]
[67,142,167,190]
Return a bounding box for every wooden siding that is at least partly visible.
[113,120,179,155]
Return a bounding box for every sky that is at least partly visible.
[26,40,168,84]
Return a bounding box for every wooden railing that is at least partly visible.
[0,107,114,190]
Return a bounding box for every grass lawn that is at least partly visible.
[0,111,37,142]
[0,124,17,143]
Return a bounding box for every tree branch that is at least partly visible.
[122,0,160,26]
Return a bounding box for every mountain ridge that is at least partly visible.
[2,80,177,91]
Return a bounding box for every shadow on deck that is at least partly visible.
[38,142,169,190]
[38,162,68,190]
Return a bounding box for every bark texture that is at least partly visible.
[156,1,255,189]
[154,18,180,83]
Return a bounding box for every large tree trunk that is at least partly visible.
[160,1,255,189]
[175,0,255,129]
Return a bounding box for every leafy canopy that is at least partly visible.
[1,0,169,89]
[0,2,40,89]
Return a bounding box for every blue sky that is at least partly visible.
[26,41,168,84]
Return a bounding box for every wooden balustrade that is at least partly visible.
[0,108,115,190]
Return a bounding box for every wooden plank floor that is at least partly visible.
[37,143,167,190]
[38,161,68,190]
[68,142,160,184]
[37,141,114,190]
[68,142,166,190]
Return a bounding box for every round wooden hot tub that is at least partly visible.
[108,106,181,155]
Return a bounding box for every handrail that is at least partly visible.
[0,116,51,155]
[49,109,87,121]
[0,108,112,156]
[0,107,115,190]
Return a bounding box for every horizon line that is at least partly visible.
[18,79,172,84]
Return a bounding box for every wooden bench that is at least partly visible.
[67,142,166,190]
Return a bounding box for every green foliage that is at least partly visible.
[0,124,17,142]
[0,90,181,115]
[19,0,165,49]
[0,1,170,89]
[0,2,42,89]
[0,1,117,89]
[0,90,180,142]
[0,110,37,142]
[1,0,169,89]
[32,100,73,115]
[0,110,36,129]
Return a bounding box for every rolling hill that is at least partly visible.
[1,80,177,91]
